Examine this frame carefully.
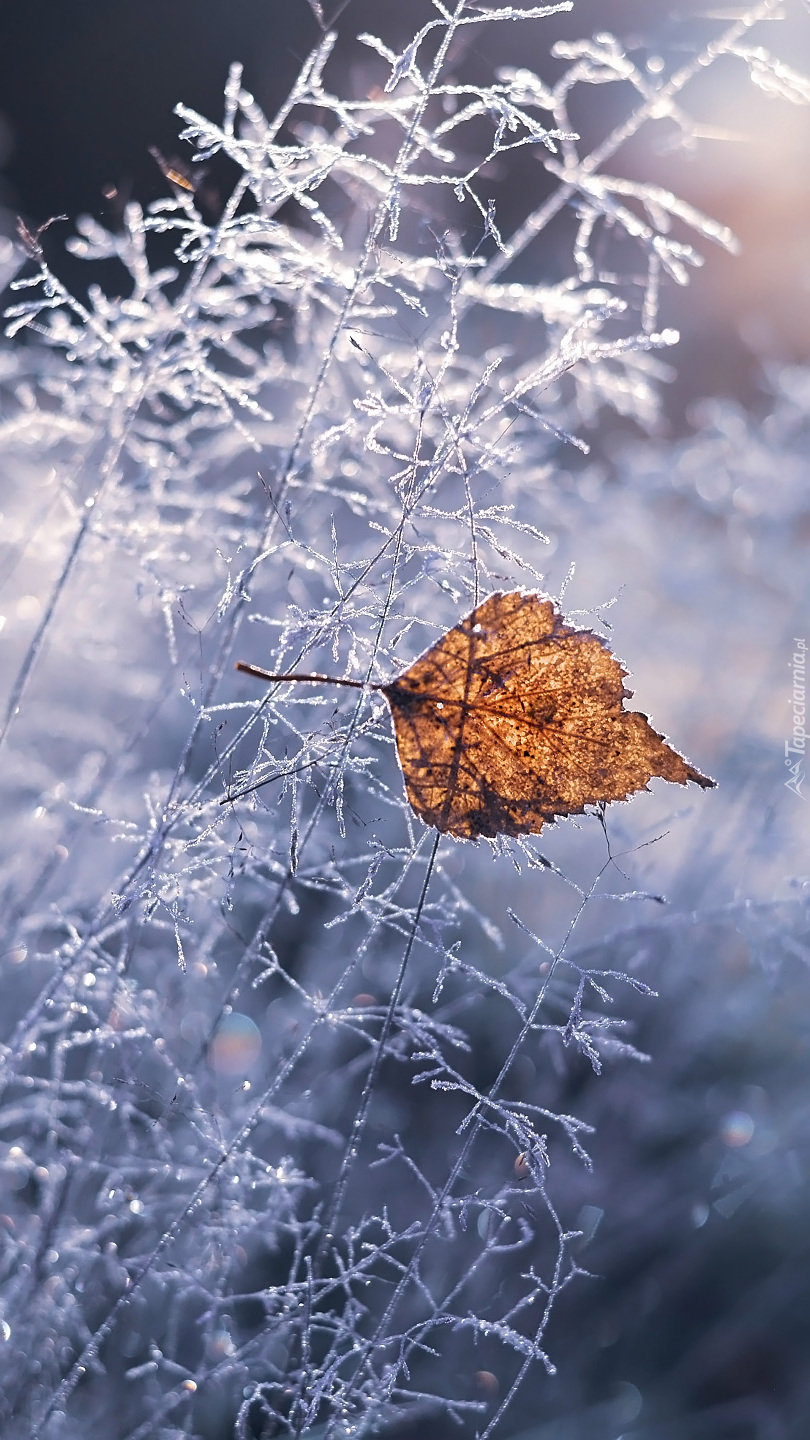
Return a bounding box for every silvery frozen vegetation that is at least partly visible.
[1,4,808,1437]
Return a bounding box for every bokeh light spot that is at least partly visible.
[209,1013,262,1076]
[721,1110,755,1147]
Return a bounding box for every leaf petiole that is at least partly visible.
[236,661,382,691]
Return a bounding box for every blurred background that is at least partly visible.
[1,4,809,1439]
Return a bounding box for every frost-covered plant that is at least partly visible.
[1,3,808,1437]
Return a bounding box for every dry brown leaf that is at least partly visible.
[380,591,714,838]
[236,590,715,840]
